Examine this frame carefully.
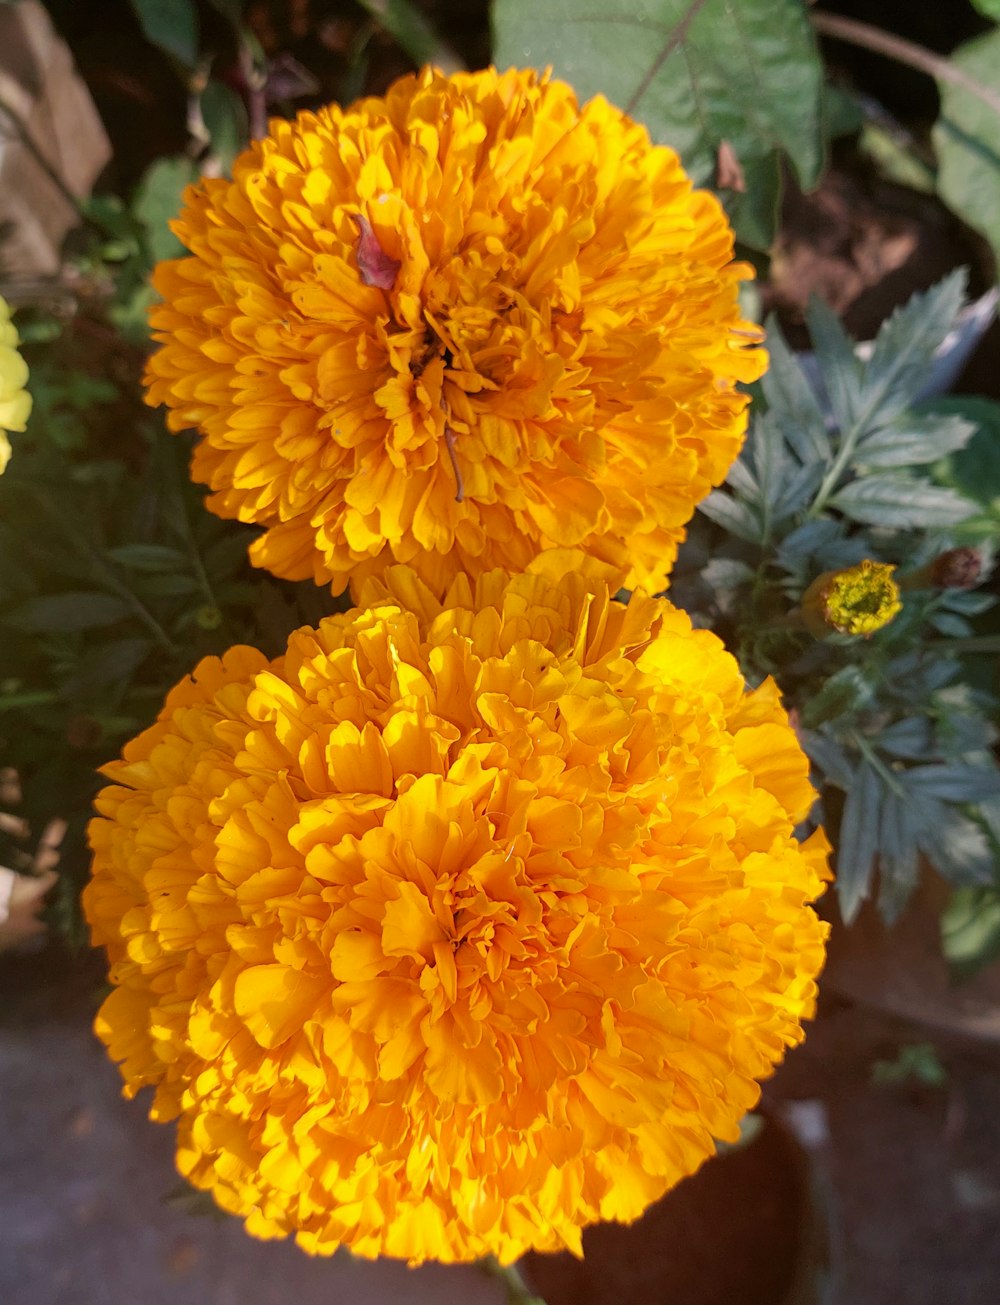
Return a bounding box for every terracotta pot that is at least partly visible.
[521,1111,834,1305]
[823,869,1000,1043]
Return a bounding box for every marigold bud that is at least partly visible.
[930,547,982,590]
[801,560,902,638]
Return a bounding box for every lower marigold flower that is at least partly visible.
[144,66,764,595]
[85,558,829,1265]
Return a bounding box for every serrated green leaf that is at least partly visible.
[776,518,842,564]
[858,270,968,426]
[804,295,862,431]
[831,476,977,527]
[904,763,1000,803]
[855,414,975,469]
[491,0,824,248]
[800,729,855,789]
[760,318,832,464]
[724,455,760,499]
[697,489,762,543]
[928,611,973,638]
[133,572,203,598]
[801,665,872,728]
[919,805,996,886]
[3,592,132,633]
[129,0,199,65]
[934,28,1000,264]
[877,790,920,922]
[941,886,1000,982]
[943,590,996,615]
[876,717,933,759]
[701,556,755,590]
[836,760,883,922]
[108,544,189,572]
[771,461,824,520]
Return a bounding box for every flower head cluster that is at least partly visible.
[0,298,31,472]
[145,67,764,595]
[85,559,829,1265]
[802,560,902,638]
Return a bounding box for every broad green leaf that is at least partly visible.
[133,156,201,265]
[855,414,975,469]
[836,759,883,923]
[831,476,977,528]
[357,0,461,70]
[491,0,824,248]
[129,0,199,65]
[928,611,973,638]
[933,28,1000,263]
[924,395,1000,508]
[941,885,1000,982]
[200,81,249,171]
[858,271,968,427]
[3,592,132,633]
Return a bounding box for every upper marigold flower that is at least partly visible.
[144,67,764,595]
[0,297,31,472]
[85,556,829,1266]
[802,560,902,638]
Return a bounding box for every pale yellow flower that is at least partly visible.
[0,297,31,472]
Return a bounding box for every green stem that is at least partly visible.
[480,1257,548,1305]
[812,12,1000,120]
[851,730,907,800]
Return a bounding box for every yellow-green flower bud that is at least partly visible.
[801,560,902,638]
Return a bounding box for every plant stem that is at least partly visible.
[812,12,1000,119]
[625,0,713,116]
[480,1256,548,1305]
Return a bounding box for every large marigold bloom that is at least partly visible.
[144,67,764,595]
[85,558,828,1265]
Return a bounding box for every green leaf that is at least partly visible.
[801,665,873,729]
[3,592,132,633]
[904,763,1000,803]
[200,81,249,171]
[876,717,933,760]
[855,414,975,469]
[760,319,831,464]
[933,28,1000,263]
[697,489,762,542]
[925,395,1000,508]
[920,804,996,886]
[129,0,199,65]
[858,270,968,427]
[877,790,921,922]
[133,156,201,265]
[356,0,459,68]
[804,294,862,431]
[942,886,1000,982]
[108,544,189,572]
[836,759,883,923]
[800,729,854,789]
[831,476,977,528]
[491,0,824,248]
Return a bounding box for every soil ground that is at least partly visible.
[2,944,1000,1305]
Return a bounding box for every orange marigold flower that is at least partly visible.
[85,557,828,1266]
[144,67,764,595]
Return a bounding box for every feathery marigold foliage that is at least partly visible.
[144,66,764,595]
[0,297,31,472]
[85,557,828,1265]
